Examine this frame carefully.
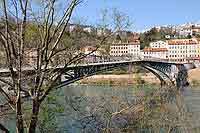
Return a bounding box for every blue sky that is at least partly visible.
[73,0,200,31]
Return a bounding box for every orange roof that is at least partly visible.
[143,48,168,52]
[112,41,140,45]
[81,46,96,51]
[167,39,198,45]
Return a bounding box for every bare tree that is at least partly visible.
[0,1,133,132]
[0,0,86,132]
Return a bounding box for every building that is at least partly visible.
[142,38,200,63]
[81,46,104,56]
[96,28,111,36]
[82,25,96,33]
[150,41,168,48]
[179,27,193,37]
[167,39,199,62]
[165,35,171,39]
[173,23,193,37]
[141,48,168,60]
[128,33,140,42]
[24,48,37,66]
[197,43,200,57]
[110,41,140,57]
[192,25,200,35]
[68,24,76,32]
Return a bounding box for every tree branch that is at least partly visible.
[0,123,9,133]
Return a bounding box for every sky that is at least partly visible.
[73,0,200,32]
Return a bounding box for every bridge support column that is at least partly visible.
[176,65,189,89]
[128,64,133,84]
[160,80,166,87]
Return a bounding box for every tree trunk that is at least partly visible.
[0,123,9,133]
[16,93,24,133]
[28,99,40,133]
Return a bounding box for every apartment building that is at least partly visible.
[110,41,140,57]
[141,38,200,62]
[197,44,200,57]
[167,39,198,62]
[141,48,168,60]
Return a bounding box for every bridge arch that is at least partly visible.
[56,62,175,89]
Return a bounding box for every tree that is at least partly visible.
[0,0,85,132]
[0,1,134,132]
[112,8,132,33]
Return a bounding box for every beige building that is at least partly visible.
[167,39,199,62]
[110,41,140,57]
[142,38,200,63]
[141,48,168,60]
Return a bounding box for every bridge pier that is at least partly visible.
[175,65,189,89]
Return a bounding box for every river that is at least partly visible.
[1,84,200,132]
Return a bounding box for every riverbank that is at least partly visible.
[79,68,200,85]
[188,68,200,85]
[80,73,159,85]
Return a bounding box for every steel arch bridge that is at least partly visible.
[0,56,197,89]
[55,59,196,89]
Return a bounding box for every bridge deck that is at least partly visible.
[0,60,182,74]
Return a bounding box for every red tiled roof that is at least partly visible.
[112,41,140,45]
[167,39,198,45]
[143,48,168,52]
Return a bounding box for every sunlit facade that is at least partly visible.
[167,39,198,62]
[110,41,140,57]
[141,48,168,60]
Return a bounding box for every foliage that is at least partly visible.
[140,27,174,49]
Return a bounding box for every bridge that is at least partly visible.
[0,56,198,89]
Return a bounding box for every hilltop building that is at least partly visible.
[178,27,193,37]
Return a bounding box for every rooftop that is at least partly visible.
[143,48,168,52]
[112,40,140,45]
[167,39,198,45]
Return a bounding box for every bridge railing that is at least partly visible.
[142,57,170,63]
[82,55,141,64]
[82,55,176,64]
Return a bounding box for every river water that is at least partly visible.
[1,84,200,132]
